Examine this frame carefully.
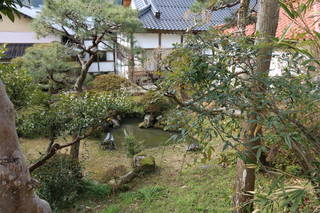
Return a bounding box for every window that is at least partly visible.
[94,50,114,62]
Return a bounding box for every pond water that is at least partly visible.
[110,118,175,148]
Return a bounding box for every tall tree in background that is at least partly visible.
[33,0,141,92]
[237,0,250,34]
[14,42,79,93]
[0,1,52,212]
[233,0,280,212]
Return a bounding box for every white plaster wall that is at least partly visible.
[133,33,182,49]
[117,33,183,79]
[161,34,181,48]
[131,0,137,9]
[88,62,114,73]
[233,51,287,77]
[269,51,287,77]
[134,33,159,48]
[0,32,60,43]
[84,40,112,50]
[118,33,130,48]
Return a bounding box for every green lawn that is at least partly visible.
[100,165,235,213]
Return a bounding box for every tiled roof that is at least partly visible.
[16,5,41,19]
[133,0,258,31]
[1,43,33,60]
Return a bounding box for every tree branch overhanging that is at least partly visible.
[208,0,240,11]
[28,133,89,173]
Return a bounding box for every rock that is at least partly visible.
[139,114,155,128]
[100,132,116,150]
[111,119,120,128]
[133,154,156,173]
[186,143,201,152]
[156,115,163,121]
[138,122,146,128]
[153,122,164,129]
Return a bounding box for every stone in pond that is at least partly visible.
[100,132,116,150]
[133,154,156,173]
[139,114,155,128]
[186,143,201,152]
[111,119,120,128]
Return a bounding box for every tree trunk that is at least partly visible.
[70,137,81,161]
[74,66,88,93]
[128,34,135,82]
[46,137,55,154]
[72,54,95,158]
[0,80,52,213]
[74,54,95,93]
[237,0,250,35]
[233,0,280,212]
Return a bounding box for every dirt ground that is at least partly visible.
[20,137,200,185]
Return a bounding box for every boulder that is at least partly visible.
[139,114,155,128]
[100,132,116,150]
[186,143,201,152]
[156,115,163,121]
[111,119,120,128]
[133,154,156,173]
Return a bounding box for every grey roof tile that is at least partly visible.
[135,0,258,31]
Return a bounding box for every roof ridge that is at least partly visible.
[138,0,161,18]
[150,0,161,18]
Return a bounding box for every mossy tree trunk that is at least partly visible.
[0,80,52,213]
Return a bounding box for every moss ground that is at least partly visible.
[21,137,286,213]
[21,137,238,213]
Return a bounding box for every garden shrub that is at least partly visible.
[216,151,238,168]
[78,180,112,200]
[124,134,142,157]
[33,154,84,210]
[12,43,80,93]
[0,63,36,108]
[88,74,134,92]
[139,91,173,114]
[135,186,166,203]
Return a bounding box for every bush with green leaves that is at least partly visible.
[18,91,136,167]
[56,92,134,137]
[33,154,112,211]
[78,180,112,201]
[18,91,133,140]
[0,50,36,108]
[139,91,173,115]
[33,154,84,210]
[157,30,320,210]
[124,134,142,157]
[88,74,135,92]
[13,42,79,93]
